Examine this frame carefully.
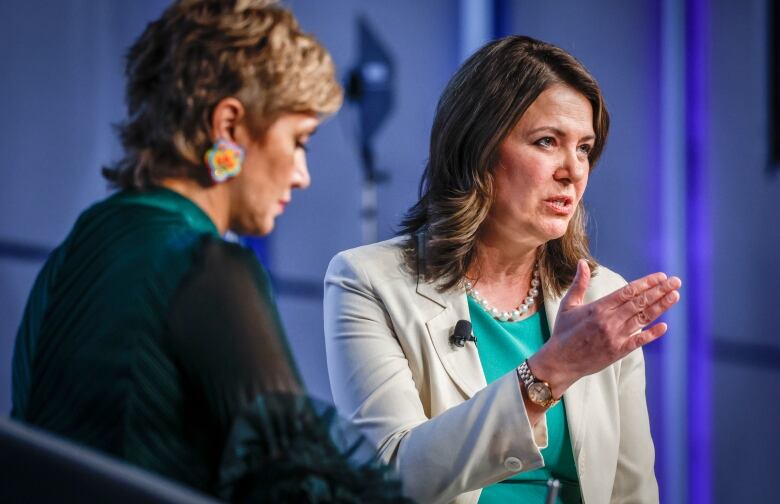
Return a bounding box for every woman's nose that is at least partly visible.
[555,148,588,183]
[292,160,311,189]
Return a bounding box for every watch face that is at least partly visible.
[528,382,552,403]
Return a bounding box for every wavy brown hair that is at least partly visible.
[400,35,610,297]
[103,0,343,190]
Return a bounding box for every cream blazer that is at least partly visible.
[324,237,658,504]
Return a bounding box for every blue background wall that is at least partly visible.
[1,1,778,502]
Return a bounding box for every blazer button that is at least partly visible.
[504,457,523,472]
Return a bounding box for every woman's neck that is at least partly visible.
[467,235,541,314]
[471,240,537,285]
[159,178,230,234]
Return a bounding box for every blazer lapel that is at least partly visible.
[417,279,486,399]
[544,293,590,477]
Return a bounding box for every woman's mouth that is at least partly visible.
[543,196,573,215]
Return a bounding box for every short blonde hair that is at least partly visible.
[104,0,343,189]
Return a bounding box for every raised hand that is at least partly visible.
[529,259,681,398]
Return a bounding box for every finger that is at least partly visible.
[623,289,681,334]
[560,259,591,310]
[619,322,668,355]
[615,275,682,323]
[600,272,668,310]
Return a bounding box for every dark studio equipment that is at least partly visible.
[344,16,395,243]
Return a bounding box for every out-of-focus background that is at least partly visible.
[1,1,778,502]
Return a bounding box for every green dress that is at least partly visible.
[469,297,582,504]
[11,188,406,503]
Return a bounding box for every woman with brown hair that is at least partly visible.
[12,1,406,502]
[325,36,681,504]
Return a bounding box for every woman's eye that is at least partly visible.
[578,144,593,155]
[536,137,554,147]
[295,140,309,152]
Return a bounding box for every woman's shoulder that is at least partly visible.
[584,263,628,302]
[333,236,408,260]
[593,263,627,287]
[326,236,413,284]
[190,236,269,286]
[329,236,408,268]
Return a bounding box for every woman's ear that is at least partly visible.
[210,97,245,143]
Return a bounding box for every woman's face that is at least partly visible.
[483,84,595,249]
[229,112,319,236]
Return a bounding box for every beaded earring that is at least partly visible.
[204,138,245,183]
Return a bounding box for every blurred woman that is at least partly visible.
[12,1,406,501]
[325,36,681,504]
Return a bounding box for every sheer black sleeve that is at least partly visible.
[166,236,303,423]
[166,237,410,503]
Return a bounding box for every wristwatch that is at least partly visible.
[517,360,559,408]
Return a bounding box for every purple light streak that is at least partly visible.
[685,0,713,502]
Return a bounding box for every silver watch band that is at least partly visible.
[517,360,535,387]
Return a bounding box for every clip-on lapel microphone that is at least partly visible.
[451,320,476,347]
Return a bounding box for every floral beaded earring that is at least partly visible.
[204,138,245,183]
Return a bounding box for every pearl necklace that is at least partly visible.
[465,264,540,322]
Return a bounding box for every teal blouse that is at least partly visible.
[11,188,406,503]
[469,297,582,504]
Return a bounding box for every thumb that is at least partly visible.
[560,259,590,309]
